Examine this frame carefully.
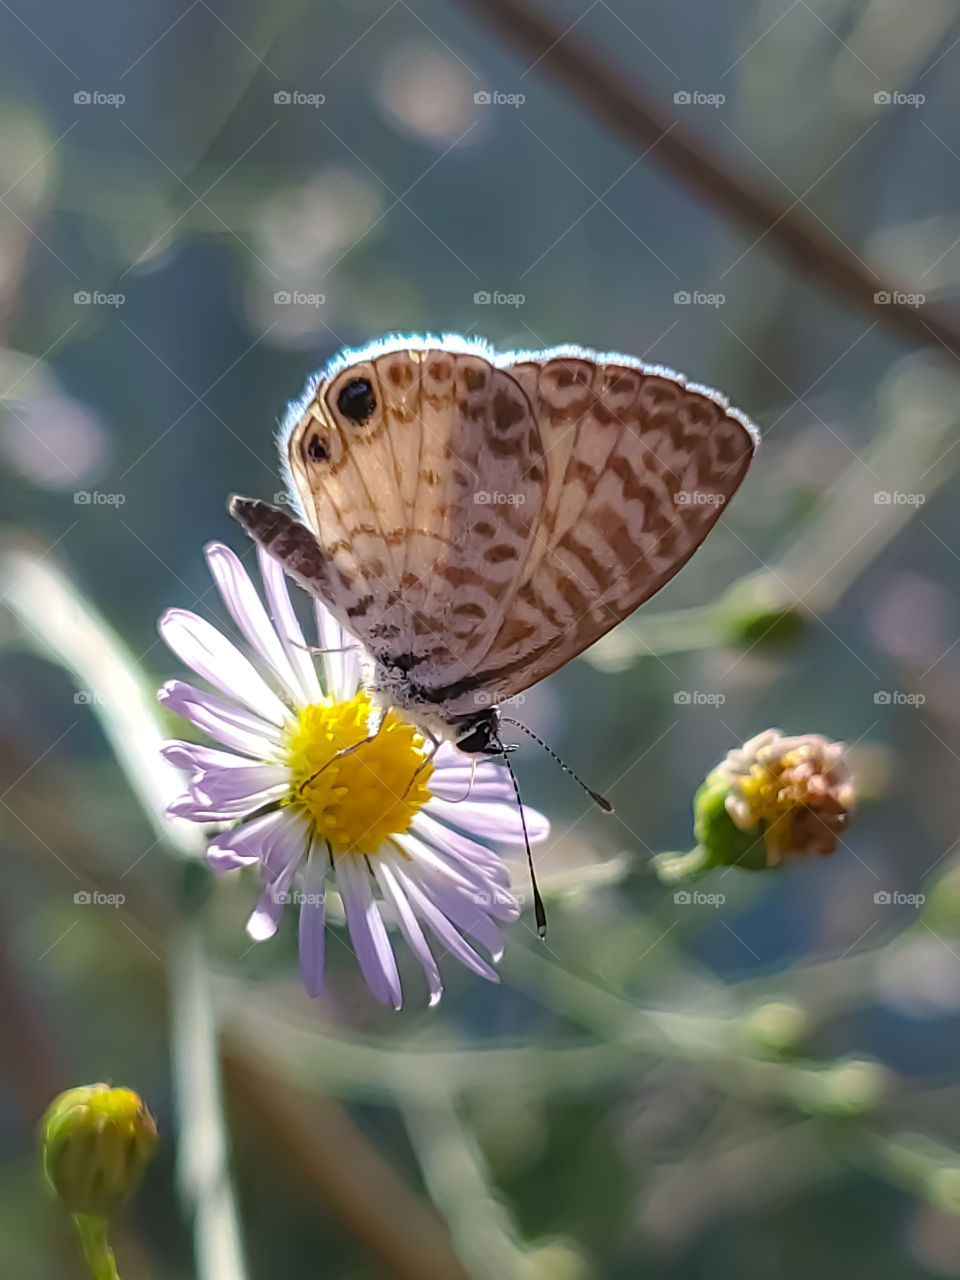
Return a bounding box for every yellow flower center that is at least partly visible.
[738,748,812,833]
[284,692,434,855]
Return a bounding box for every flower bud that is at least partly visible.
[41,1084,158,1217]
[702,729,854,869]
[717,574,806,649]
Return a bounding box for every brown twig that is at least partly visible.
[458,0,960,355]
[221,1043,473,1280]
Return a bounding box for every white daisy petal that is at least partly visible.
[373,859,443,1008]
[160,608,292,727]
[246,844,301,941]
[258,546,322,706]
[393,864,499,983]
[158,680,283,758]
[412,812,512,886]
[298,842,328,999]
[161,740,266,771]
[426,762,516,804]
[416,872,505,960]
[394,829,502,900]
[427,796,550,845]
[314,599,361,701]
[336,855,402,1009]
[205,543,305,705]
[207,809,304,875]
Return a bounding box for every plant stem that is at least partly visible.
[73,1216,120,1280]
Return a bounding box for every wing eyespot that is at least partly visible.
[306,433,330,462]
[336,377,377,424]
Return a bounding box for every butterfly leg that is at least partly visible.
[296,706,388,796]
[400,730,444,800]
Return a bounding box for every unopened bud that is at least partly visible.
[41,1084,158,1217]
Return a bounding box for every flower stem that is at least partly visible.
[73,1215,120,1280]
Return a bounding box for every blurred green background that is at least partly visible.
[3,1,960,1277]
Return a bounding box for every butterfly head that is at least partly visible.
[451,708,508,758]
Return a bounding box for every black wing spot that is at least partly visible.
[307,434,330,462]
[337,377,377,424]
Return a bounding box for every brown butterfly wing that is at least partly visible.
[284,347,546,682]
[414,355,757,719]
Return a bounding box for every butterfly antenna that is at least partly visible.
[501,717,613,813]
[500,744,547,940]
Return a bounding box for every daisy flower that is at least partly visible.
[157,543,548,1009]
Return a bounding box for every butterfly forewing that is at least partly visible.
[438,356,755,710]
[389,353,755,718]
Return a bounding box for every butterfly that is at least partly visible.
[231,333,757,754]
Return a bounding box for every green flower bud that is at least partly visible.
[654,730,856,883]
[716,574,806,649]
[41,1084,158,1217]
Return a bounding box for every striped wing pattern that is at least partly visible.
[239,339,756,726]
[469,355,755,708]
[286,348,546,689]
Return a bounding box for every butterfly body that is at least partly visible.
[231,334,758,752]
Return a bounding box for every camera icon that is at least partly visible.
[674,890,691,904]
[474,490,491,504]
[274,290,291,305]
[874,291,891,304]
[874,691,891,704]
[674,290,691,304]
[474,91,492,104]
[274,91,291,105]
[474,290,491,304]
[874,890,891,904]
[74,91,91,105]
[74,291,91,305]
[474,690,491,705]
[874,91,892,105]
[674,91,691,104]
[874,491,891,504]
[74,490,91,504]
[74,690,92,704]
[673,690,691,704]
[74,890,91,904]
